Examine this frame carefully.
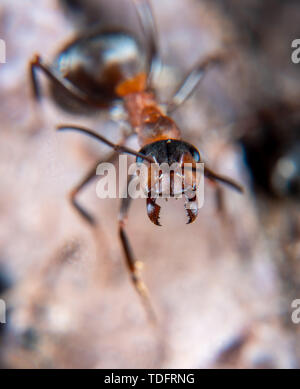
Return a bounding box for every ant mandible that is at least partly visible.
[29,0,243,321]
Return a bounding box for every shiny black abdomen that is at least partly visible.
[50,29,148,113]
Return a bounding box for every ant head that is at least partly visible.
[137,139,201,166]
[136,139,201,226]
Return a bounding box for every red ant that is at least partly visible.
[29,0,243,320]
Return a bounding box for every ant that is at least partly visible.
[29,0,243,321]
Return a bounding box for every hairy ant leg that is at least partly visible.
[68,153,116,226]
[167,53,226,114]
[57,124,154,224]
[67,130,131,225]
[133,0,160,85]
[119,186,156,322]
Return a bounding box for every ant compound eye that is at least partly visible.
[190,147,201,162]
[136,155,146,164]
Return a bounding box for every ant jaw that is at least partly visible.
[185,193,198,224]
[146,193,199,226]
[185,204,198,224]
[146,197,161,226]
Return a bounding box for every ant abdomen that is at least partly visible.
[50,29,148,113]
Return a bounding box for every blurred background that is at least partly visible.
[0,0,299,368]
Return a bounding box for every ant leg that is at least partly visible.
[29,54,98,106]
[29,55,42,100]
[70,161,99,225]
[69,152,117,225]
[208,179,226,216]
[167,53,226,114]
[204,165,244,193]
[63,129,133,225]
[215,186,225,215]
[119,189,156,322]
[132,0,160,85]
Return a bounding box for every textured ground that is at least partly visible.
[0,0,299,368]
